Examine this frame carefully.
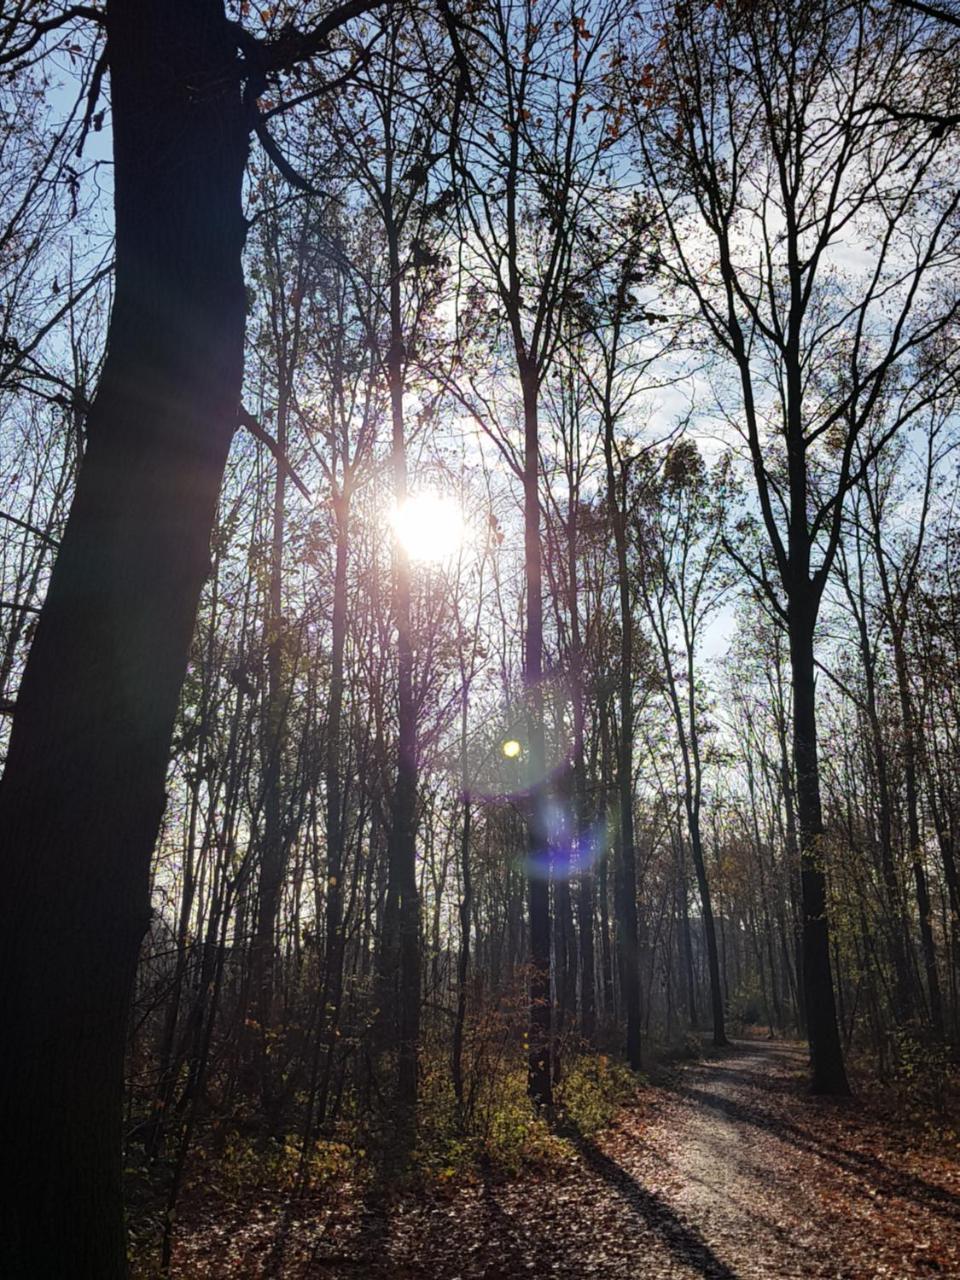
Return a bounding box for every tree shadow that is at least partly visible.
[551,1115,740,1280]
[681,1063,800,1099]
[298,1151,394,1276]
[476,1162,565,1279]
[674,1081,960,1224]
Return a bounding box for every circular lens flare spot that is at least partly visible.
[391,492,468,564]
[501,738,522,760]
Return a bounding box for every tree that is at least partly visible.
[637,442,735,1047]
[634,0,960,1092]
[0,1,391,1271]
[571,214,673,1065]
[857,413,955,1034]
[454,0,631,1099]
[324,5,455,1135]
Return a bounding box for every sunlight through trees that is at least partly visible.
[0,0,959,1275]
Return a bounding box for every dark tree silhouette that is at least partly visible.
[0,0,384,1272]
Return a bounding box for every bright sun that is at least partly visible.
[390,492,469,564]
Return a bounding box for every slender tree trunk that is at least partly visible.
[872,725,916,1026]
[575,756,596,1044]
[598,792,615,1024]
[569,499,595,1043]
[552,764,577,1078]
[687,811,726,1046]
[452,686,472,1107]
[147,772,202,1159]
[678,836,698,1030]
[845,540,915,1025]
[892,636,944,1037]
[307,487,350,1137]
[0,3,247,1273]
[665,601,727,1047]
[522,364,552,1105]
[776,724,806,1035]
[616,587,642,1069]
[387,292,420,1136]
[927,772,960,938]
[553,865,576,1080]
[251,374,289,1120]
[602,416,641,1070]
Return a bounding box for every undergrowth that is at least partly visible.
[415,1053,640,1182]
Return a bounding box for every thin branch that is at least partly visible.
[0,599,41,614]
[861,100,960,136]
[0,5,103,68]
[894,0,960,30]
[252,114,323,195]
[237,406,312,500]
[0,511,59,549]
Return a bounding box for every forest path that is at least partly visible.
[334,1041,960,1280]
[172,1041,960,1278]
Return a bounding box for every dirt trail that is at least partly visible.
[172,1041,960,1278]
[359,1041,960,1279]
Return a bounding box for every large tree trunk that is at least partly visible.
[0,3,247,1274]
[789,605,850,1095]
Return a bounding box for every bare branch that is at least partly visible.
[237,406,312,500]
[0,5,103,69]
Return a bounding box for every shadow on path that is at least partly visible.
[670,1044,960,1225]
[552,1115,739,1280]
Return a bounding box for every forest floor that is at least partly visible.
[156,1041,960,1278]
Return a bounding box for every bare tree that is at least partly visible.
[636,442,736,1047]
[0,2,395,1271]
[633,0,960,1092]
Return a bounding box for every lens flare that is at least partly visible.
[520,796,610,881]
[390,492,469,564]
[468,675,579,803]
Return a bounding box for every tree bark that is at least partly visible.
[790,606,850,1094]
[0,2,247,1273]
